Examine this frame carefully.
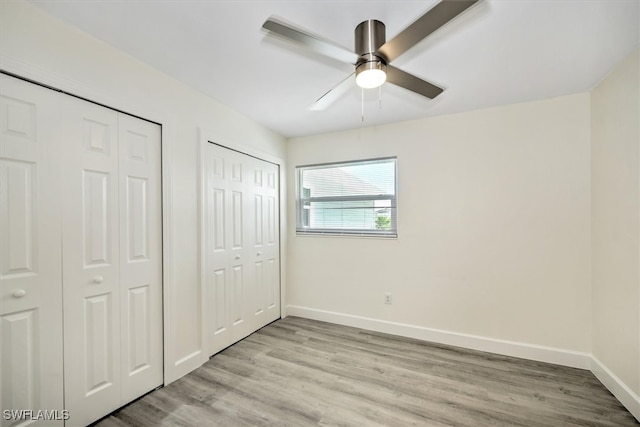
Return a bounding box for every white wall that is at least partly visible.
[0,0,286,383]
[591,49,640,415]
[287,93,592,364]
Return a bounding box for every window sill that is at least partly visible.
[296,231,397,239]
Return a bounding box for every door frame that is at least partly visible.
[198,128,286,365]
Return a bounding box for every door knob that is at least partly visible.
[92,276,104,284]
[257,252,262,256]
[235,255,241,260]
[12,289,26,298]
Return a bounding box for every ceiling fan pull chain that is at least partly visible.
[361,87,365,122]
[379,85,382,110]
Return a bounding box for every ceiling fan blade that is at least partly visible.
[310,73,355,111]
[263,17,359,65]
[386,66,444,99]
[377,0,478,62]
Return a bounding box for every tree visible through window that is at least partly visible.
[296,157,397,237]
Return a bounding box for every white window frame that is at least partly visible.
[295,157,398,237]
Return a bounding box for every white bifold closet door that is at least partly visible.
[0,74,162,427]
[203,143,280,357]
[1,74,65,427]
[61,98,163,425]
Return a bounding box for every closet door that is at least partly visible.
[204,143,280,357]
[61,99,163,426]
[0,75,162,426]
[204,146,250,355]
[247,157,280,333]
[0,75,64,426]
[117,114,162,403]
[61,97,122,424]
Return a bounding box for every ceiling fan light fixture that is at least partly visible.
[355,60,387,89]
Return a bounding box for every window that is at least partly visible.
[296,157,397,237]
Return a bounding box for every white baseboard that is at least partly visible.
[591,356,640,422]
[285,305,591,369]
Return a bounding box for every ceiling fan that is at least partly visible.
[262,0,479,110]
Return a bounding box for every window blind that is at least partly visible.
[296,157,397,237]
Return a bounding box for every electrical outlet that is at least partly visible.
[384,293,392,304]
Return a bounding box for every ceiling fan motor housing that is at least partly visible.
[355,19,387,73]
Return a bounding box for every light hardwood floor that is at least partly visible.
[94,316,638,427]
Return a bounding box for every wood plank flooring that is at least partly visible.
[94,316,638,427]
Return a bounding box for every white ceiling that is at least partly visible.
[29,0,640,138]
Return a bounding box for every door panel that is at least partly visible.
[125,177,148,260]
[83,170,112,266]
[84,293,115,396]
[213,189,225,251]
[231,265,244,326]
[204,151,231,355]
[62,97,121,425]
[127,285,150,373]
[204,155,227,352]
[1,309,39,419]
[205,148,246,354]
[247,158,280,331]
[229,155,252,342]
[267,194,277,245]
[264,181,278,313]
[1,160,35,276]
[254,194,263,246]
[117,114,162,403]
[254,260,264,315]
[212,269,226,336]
[266,258,278,310]
[0,75,64,426]
[231,191,243,248]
